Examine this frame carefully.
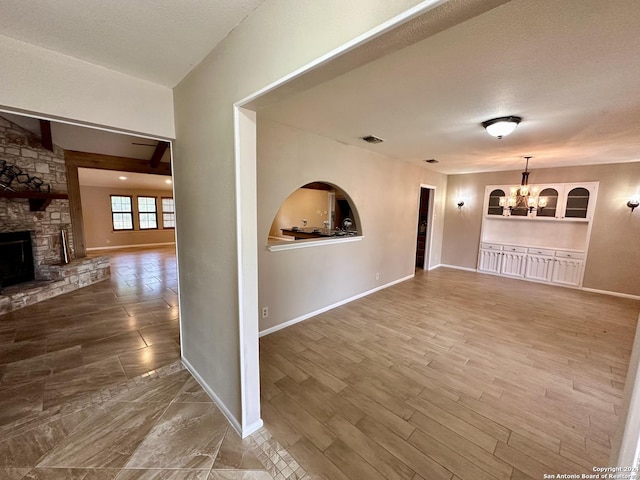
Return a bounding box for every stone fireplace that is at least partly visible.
[0,115,110,314]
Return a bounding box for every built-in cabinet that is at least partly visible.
[486,182,597,220]
[478,182,597,288]
[478,243,585,287]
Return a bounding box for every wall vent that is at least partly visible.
[361,135,384,144]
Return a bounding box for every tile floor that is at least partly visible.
[0,247,306,480]
[259,267,640,480]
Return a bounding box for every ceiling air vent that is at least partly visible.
[425,159,439,164]
[361,135,384,144]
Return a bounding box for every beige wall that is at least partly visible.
[0,35,174,138]
[258,120,447,332]
[173,0,430,430]
[269,188,331,238]
[442,162,640,296]
[80,186,175,249]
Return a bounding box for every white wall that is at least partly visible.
[0,35,174,139]
[258,120,446,333]
[173,0,433,434]
[614,313,640,467]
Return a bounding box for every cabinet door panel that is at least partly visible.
[525,255,553,282]
[500,252,526,278]
[551,259,584,286]
[478,250,502,273]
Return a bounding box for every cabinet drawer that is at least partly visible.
[555,251,585,259]
[527,248,555,256]
[503,246,527,253]
[481,243,503,251]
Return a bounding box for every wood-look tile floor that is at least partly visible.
[260,268,640,480]
[0,246,181,425]
[0,247,274,479]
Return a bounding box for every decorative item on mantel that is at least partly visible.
[60,224,72,265]
[499,156,547,216]
[0,158,68,210]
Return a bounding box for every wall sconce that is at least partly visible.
[628,197,640,212]
[457,200,465,209]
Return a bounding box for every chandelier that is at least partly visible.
[499,156,547,214]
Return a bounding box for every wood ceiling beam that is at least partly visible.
[150,141,170,168]
[40,120,53,152]
[65,150,172,175]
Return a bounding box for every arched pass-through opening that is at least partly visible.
[268,181,362,245]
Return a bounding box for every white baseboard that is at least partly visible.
[86,242,176,251]
[437,264,478,273]
[181,356,243,437]
[428,263,441,271]
[242,418,265,438]
[582,287,640,301]
[259,273,415,337]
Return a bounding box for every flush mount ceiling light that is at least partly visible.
[361,135,384,144]
[118,176,127,180]
[481,116,522,139]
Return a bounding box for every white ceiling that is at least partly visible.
[259,0,640,174]
[78,168,173,191]
[0,0,265,87]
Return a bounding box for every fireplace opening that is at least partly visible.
[0,231,35,290]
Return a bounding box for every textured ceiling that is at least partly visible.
[258,0,640,174]
[0,0,264,87]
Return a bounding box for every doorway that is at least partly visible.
[415,186,434,269]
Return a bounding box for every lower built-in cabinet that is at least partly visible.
[478,243,585,287]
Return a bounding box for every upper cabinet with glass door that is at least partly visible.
[555,183,598,221]
[484,182,598,221]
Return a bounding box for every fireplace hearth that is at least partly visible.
[0,231,35,290]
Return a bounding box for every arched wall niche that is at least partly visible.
[268,181,361,243]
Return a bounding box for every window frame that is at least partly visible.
[110,195,134,231]
[161,197,175,229]
[137,196,159,230]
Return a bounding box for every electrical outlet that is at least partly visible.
[375,272,380,280]
[261,307,268,318]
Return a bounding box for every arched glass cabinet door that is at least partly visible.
[536,188,559,217]
[565,187,590,218]
[487,189,505,215]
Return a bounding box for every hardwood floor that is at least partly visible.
[259,268,640,480]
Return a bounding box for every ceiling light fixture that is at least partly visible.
[481,116,522,139]
[499,156,547,215]
[118,176,127,180]
[165,179,172,184]
[362,135,384,144]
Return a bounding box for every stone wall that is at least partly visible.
[0,115,74,278]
